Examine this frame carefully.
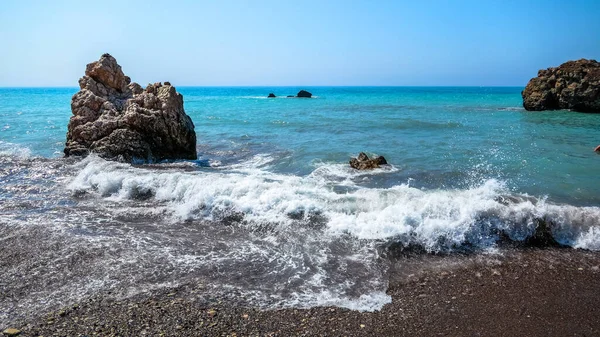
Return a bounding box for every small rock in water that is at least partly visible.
[349,152,388,170]
[268,93,276,98]
[287,95,295,97]
[2,328,21,336]
[296,90,312,98]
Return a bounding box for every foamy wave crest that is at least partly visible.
[225,153,277,170]
[69,155,600,252]
[574,227,600,250]
[283,290,392,312]
[309,162,400,186]
[0,140,33,159]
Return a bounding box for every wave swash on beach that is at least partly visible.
[2,146,599,325]
[1,87,600,335]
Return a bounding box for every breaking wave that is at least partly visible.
[4,154,598,320]
[70,155,600,252]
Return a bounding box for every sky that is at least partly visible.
[0,0,599,86]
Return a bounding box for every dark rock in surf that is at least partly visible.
[522,59,600,112]
[525,218,563,248]
[287,95,295,98]
[268,93,276,98]
[349,152,388,170]
[64,54,197,162]
[297,90,312,98]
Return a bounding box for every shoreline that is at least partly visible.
[9,247,600,336]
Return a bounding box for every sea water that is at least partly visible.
[1,86,600,321]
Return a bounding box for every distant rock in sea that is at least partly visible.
[522,59,600,112]
[297,90,312,98]
[268,93,276,98]
[349,152,387,170]
[287,95,295,98]
[64,53,197,162]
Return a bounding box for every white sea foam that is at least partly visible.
[309,162,400,186]
[63,155,600,312]
[280,290,391,312]
[69,155,600,251]
[226,153,277,170]
[574,226,600,250]
[0,140,32,159]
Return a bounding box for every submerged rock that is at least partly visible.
[64,53,197,162]
[268,93,276,98]
[286,95,295,98]
[525,218,563,248]
[349,152,387,170]
[522,59,600,112]
[296,90,312,98]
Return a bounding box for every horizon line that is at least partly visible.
[0,85,526,89]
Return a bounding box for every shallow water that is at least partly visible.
[1,86,599,321]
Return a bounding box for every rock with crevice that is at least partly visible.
[64,53,197,162]
[522,59,600,112]
[349,152,388,170]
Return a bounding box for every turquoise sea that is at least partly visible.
[2,86,600,203]
[1,86,600,320]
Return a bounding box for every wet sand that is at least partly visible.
[7,247,600,336]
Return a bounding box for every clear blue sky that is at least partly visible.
[1,0,599,86]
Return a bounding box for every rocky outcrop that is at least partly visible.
[522,59,600,112]
[268,93,276,98]
[65,54,197,162]
[349,152,387,170]
[297,90,312,98]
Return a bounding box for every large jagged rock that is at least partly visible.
[349,152,387,170]
[522,59,600,112]
[64,53,197,162]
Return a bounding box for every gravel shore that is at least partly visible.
[4,247,598,336]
